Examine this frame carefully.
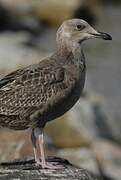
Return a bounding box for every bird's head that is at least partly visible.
[56,19,112,50]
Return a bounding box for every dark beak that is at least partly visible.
[91,31,112,40]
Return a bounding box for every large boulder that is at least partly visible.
[57,140,121,180]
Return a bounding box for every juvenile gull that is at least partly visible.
[0,19,112,169]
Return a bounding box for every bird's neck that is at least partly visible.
[56,40,84,66]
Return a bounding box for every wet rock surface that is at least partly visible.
[0,157,100,180]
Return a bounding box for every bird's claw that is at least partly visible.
[35,160,63,169]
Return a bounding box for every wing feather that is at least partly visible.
[0,60,67,116]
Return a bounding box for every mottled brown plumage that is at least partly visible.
[0,52,85,129]
[0,19,112,168]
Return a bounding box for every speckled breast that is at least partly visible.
[38,68,86,127]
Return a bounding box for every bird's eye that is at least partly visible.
[76,25,85,30]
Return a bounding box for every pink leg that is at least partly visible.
[31,129,41,166]
[38,132,63,169]
[38,133,46,168]
[31,128,63,169]
[33,147,41,166]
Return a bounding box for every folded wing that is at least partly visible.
[0,60,68,116]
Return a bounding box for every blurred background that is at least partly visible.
[0,0,120,179]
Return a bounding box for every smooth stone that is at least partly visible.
[45,113,91,148]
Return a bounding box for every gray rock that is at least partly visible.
[0,32,49,75]
[70,92,120,143]
[92,140,121,180]
[57,148,100,175]
[56,140,121,180]
[0,157,100,180]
